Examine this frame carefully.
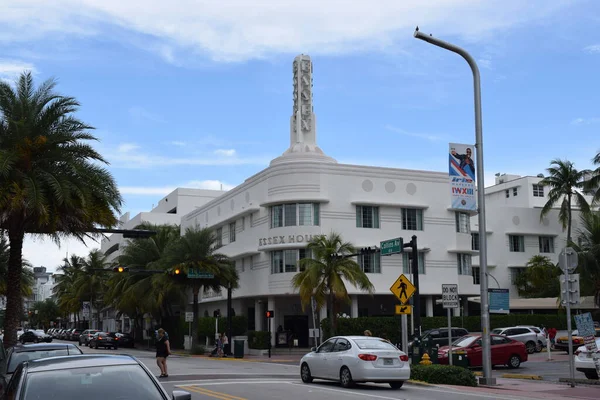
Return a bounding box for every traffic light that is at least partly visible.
[112,266,129,273]
[360,247,378,255]
[168,268,182,276]
[214,309,221,318]
[265,310,274,319]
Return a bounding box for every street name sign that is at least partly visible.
[395,305,412,315]
[442,284,459,308]
[380,238,403,256]
[188,268,215,279]
[574,312,600,377]
[488,288,510,314]
[390,274,415,304]
[185,312,194,322]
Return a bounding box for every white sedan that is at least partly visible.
[300,336,410,389]
[575,337,600,380]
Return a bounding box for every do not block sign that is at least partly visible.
[442,284,459,309]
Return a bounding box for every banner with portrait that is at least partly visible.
[449,143,476,211]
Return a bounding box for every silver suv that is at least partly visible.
[491,326,540,354]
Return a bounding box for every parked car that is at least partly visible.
[491,326,540,353]
[69,329,83,342]
[437,334,528,368]
[574,338,600,380]
[300,336,410,389]
[555,328,600,352]
[79,329,100,346]
[109,332,134,348]
[407,327,469,355]
[1,343,82,397]
[516,325,547,349]
[19,330,52,344]
[88,331,117,349]
[0,338,7,397]
[2,355,191,399]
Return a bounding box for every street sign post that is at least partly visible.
[395,305,412,315]
[380,238,403,256]
[560,247,579,386]
[559,247,578,273]
[390,274,415,304]
[574,312,600,378]
[185,312,193,350]
[187,268,215,279]
[441,284,459,365]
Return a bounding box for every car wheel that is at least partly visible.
[389,382,404,389]
[340,367,354,388]
[536,341,543,352]
[507,354,521,369]
[584,371,599,380]
[300,363,313,383]
[525,341,536,354]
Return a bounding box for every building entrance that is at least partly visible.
[282,315,309,348]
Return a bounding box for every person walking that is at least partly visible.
[222,332,229,357]
[548,327,557,350]
[155,328,171,378]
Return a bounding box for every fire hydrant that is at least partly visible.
[419,352,432,365]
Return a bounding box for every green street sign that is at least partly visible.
[380,238,403,256]
[187,268,214,279]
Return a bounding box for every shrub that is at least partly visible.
[410,364,477,387]
[247,331,270,349]
[190,345,205,355]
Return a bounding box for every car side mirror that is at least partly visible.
[311,347,317,352]
[172,390,192,400]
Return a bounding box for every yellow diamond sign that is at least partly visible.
[390,274,415,304]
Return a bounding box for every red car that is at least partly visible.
[437,334,528,368]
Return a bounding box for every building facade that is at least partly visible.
[179,55,480,347]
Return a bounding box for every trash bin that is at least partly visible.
[234,339,244,359]
[451,351,469,368]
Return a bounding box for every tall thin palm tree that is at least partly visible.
[584,150,600,205]
[53,255,85,327]
[163,226,238,342]
[74,250,108,329]
[291,232,375,337]
[539,159,591,243]
[0,72,122,348]
[571,211,600,308]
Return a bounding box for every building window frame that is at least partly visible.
[538,236,554,253]
[457,253,471,276]
[471,232,480,251]
[229,221,236,243]
[271,249,313,274]
[270,203,320,228]
[402,208,423,231]
[356,205,380,229]
[509,235,525,252]
[472,266,480,285]
[215,227,223,248]
[455,212,470,234]
[358,253,381,273]
[513,187,518,196]
[532,184,544,197]
[402,252,425,274]
[505,189,510,198]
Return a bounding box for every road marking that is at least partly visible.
[180,385,247,400]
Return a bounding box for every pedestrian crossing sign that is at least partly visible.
[390,274,415,305]
[395,305,412,315]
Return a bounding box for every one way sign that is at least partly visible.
[395,305,412,315]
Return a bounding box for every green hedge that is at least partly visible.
[247,331,270,349]
[321,314,575,341]
[410,364,477,387]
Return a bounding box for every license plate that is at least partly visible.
[384,358,394,365]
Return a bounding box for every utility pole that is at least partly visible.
[403,236,420,337]
[226,285,233,356]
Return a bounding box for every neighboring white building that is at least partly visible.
[179,55,480,348]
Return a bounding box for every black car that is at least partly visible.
[3,354,191,399]
[407,327,470,355]
[88,332,117,349]
[1,343,82,397]
[19,330,52,344]
[109,332,134,348]
[0,339,7,397]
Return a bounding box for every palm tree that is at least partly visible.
[584,150,600,205]
[291,232,375,337]
[53,255,85,327]
[513,255,561,298]
[0,72,122,348]
[571,211,600,308]
[163,226,238,343]
[539,159,591,243]
[74,250,108,329]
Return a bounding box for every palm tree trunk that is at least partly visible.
[567,194,573,244]
[328,290,335,337]
[3,228,25,349]
[192,284,200,345]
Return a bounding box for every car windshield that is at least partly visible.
[8,349,71,373]
[353,339,397,350]
[22,364,165,400]
[452,336,478,348]
[491,329,503,334]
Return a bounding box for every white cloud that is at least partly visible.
[120,179,235,196]
[384,124,446,142]
[214,149,236,157]
[22,235,100,273]
[117,143,140,153]
[0,59,37,82]
[583,44,600,54]
[571,117,600,125]
[0,1,572,63]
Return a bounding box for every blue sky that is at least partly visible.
[1,0,599,271]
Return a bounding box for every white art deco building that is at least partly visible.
[179,55,482,347]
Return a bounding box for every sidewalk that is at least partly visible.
[171,350,302,363]
[449,378,600,399]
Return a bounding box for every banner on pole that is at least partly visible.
[449,143,476,211]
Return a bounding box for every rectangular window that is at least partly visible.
[402,208,423,231]
[356,206,380,228]
[241,258,245,273]
[505,189,510,198]
[284,204,297,226]
[539,236,554,253]
[455,212,470,233]
[359,253,381,273]
[249,213,254,227]
[402,252,425,274]
[271,251,284,274]
[241,217,245,231]
[472,266,480,285]
[216,227,223,248]
[284,250,297,273]
[313,203,320,226]
[229,222,236,243]
[298,248,312,271]
[532,184,544,197]
[271,205,283,228]
[457,254,471,275]
[513,187,518,196]
[511,267,526,284]
[471,232,480,251]
[298,203,313,226]
[509,235,524,252]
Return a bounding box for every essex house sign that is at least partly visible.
[258,234,317,247]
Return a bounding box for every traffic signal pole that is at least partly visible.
[227,285,233,356]
[410,236,420,337]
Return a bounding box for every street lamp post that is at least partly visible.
[414,27,495,386]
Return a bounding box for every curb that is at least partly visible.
[500,373,543,380]
[407,380,435,386]
[558,377,600,386]
[171,353,298,363]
